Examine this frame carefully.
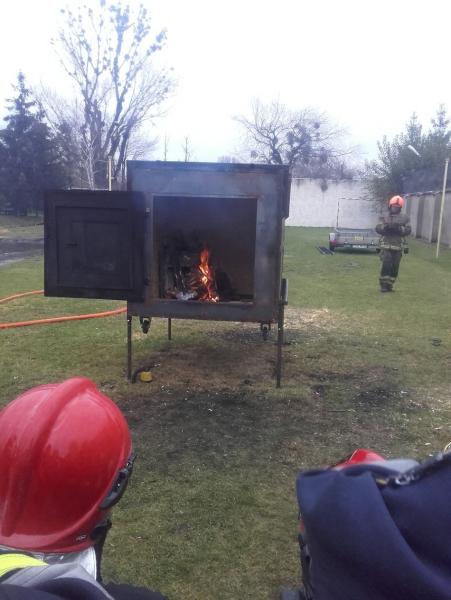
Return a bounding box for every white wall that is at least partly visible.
[287,178,379,229]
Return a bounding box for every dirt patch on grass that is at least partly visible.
[118,384,328,475]
[129,320,284,392]
[355,385,396,405]
[351,366,400,406]
[118,326,293,467]
[126,307,340,393]
[115,332,419,475]
[98,302,444,475]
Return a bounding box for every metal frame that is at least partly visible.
[44,162,290,386]
[276,278,288,388]
[124,162,290,386]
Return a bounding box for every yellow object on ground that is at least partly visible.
[139,371,153,382]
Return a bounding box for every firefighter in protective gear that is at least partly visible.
[375,195,411,292]
[0,377,167,600]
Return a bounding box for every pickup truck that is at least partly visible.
[328,228,380,252]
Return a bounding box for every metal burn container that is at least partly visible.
[45,161,290,385]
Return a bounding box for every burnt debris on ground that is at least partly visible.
[316,246,335,255]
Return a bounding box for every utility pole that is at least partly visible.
[163,135,169,161]
[436,157,449,259]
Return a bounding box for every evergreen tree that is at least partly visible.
[0,73,68,215]
[430,104,450,141]
[366,107,451,204]
[53,120,83,189]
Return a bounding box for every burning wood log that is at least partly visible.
[162,245,220,302]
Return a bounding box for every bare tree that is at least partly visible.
[235,99,351,173]
[117,128,159,182]
[39,85,158,187]
[182,136,194,162]
[36,87,87,187]
[50,1,174,188]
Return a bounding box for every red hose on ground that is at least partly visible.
[0,290,126,330]
[0,290,44,304]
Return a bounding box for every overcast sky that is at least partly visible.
[1,0,450,163]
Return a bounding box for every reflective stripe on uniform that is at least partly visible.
[380,243,402,250]
[0,553,46,577]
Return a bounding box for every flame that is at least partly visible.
[198,248,219,302]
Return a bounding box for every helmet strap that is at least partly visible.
[91,518,112,582]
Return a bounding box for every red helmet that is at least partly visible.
[0,377,133,553]
[333,448,384,469]
[388,195,404,208]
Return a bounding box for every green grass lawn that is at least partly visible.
[1,226,451,599]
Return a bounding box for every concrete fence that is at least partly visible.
[285,178,451,245]
[405,191,451,246]
[287,178,380,229]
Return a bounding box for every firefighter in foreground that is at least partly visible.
[0,377,167,600]
[376,195,411,292]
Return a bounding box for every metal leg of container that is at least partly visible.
[276,301,285,388]
[168,318,172,340]
[127,315,132,381]
[260,322,271,341]
[276,278,288,388]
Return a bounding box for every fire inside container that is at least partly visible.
[154,195,257,303]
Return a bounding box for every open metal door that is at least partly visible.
[44,189,146,301]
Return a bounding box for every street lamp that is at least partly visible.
[407,144,421,158]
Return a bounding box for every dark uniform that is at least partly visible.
[375,212,411,291]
